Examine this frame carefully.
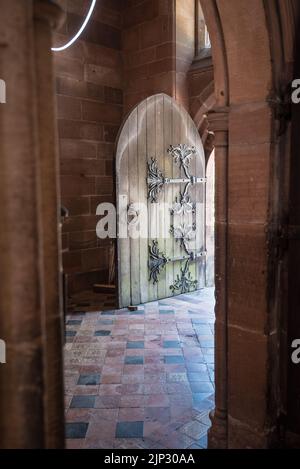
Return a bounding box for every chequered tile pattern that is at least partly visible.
[65,288,215,449]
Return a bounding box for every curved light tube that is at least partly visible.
[52,0,97,52]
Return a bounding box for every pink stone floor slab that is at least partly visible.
[65,288,215,449]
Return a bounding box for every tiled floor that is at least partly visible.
[64,288,215,449]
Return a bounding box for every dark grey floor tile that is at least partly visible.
[67,320,82,326]
[94,330,111,336]
[70,395,96,409]
[164,356,184,364]
[65,422,89,439]
[116,421,144,438]
[125,356,144,365]
[97,319,114,325]
[127,341,145,349]
[77,373,101,386]
[163,340,181,349]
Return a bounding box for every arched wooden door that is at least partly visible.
[116,94,206,308]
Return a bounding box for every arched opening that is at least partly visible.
[59,0,293,450]
[1,0,299,451]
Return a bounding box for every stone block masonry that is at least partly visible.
[54,0,123,294]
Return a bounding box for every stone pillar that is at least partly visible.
[0,0,64,448]
[207,108,229,449]
[34,0,65,448]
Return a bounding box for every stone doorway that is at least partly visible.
[1,0,296,450]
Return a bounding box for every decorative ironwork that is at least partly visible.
[147,158,165,203]
[170,223,196,255]
[170,259,198,294]
[147,144,204,292]
[164,176,206,185]
[168,144,196,178]
[149,241,168,284]
[148,240,206,285]
[171,183,195,216]
[173,251,207,263]
[147,155,206,203]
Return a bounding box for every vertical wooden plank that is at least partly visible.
[186,108,197,289]
[171,100,182,297]
[156,95,166,300]
[138,99,149,304]
[117,121,131,307]
[128,107,141,305]
[190,115,205,289]
[195,127,206,288]
[164,95,174,298]
[147,96,158,302]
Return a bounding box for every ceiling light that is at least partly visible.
[52,0,96,52]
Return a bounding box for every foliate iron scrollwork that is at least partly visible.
[147,158,165,203]
[148,241,206,285]
[147,144,203,293]
[167,144,196,179]
[171,183,195,216]
[149,240,168,284]
[170,223,196,255]
[147,152,206,203]
[170,259,198,294]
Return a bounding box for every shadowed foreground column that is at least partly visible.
[34,0,65,448]
[0,0,64,448]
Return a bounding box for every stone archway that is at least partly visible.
[199,0,298,449]
[1,0,299,450]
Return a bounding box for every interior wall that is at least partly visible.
[54,0,210,295]
[187,0,214,125]
[122,0,196,114]
[122,0,176,113]
[54,0,123,294]
[175,0,196,108]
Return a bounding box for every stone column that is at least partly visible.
[34,0,65,449]
[0,0,64,448]
[207,107,229,449]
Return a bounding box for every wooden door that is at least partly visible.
[116,94,206,308]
